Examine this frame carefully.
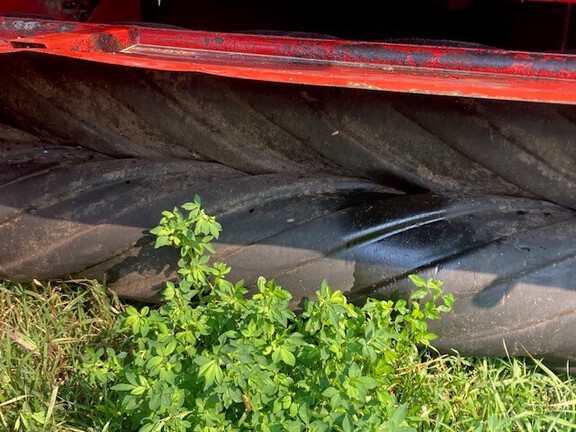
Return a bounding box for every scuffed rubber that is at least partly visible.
[1,146,576,365]
[3,54,576,207]
[0,147,398,300]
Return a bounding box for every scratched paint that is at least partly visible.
[2,17,576,104]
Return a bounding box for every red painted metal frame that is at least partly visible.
[2,17,576,104]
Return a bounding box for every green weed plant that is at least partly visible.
[81,196,454,432]
[3,198,576,431]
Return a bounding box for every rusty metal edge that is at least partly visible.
[3,17,576,104]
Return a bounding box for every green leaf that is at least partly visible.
[194,355,211,366]
[408,274,426,288]
[124,306,139,317]
[149,226,163,235]
[182,202,198,211]
[149,393,162,411]
[198,359,223,387]
[330,392,344,409]
[154,236,172,249]
[210,222,222,239]
[391,404,408,424]
[342,414,353,432]
[131,386,147,396]
[30,411,46,425]
[410,287,428,300]
[348,362,361,379]
[356,376,378,391]
[162,281,176,300]
[140,423,156,432]
[322,387,339,398]
[278,346,296,366]
[287,420,303,432]
[146,356,163,370]
[126,373,139,386]
[111,383,136,392]
[164,339,178,356]
[298,404,311,423]
[140,321,150,338]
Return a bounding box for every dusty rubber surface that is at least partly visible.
[1,143,576,364]
[3,54,576,207]
[0,145,398,299]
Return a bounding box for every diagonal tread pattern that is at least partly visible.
[3,54,576,205]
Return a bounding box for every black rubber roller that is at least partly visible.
[0,148,398,300]
[4,54,576,207]
[212,193,576,367]
[2,149,576,363]
[212,192,576,366]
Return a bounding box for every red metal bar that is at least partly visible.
[3,17,576,105]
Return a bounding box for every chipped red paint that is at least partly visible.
[2,17,576,104]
